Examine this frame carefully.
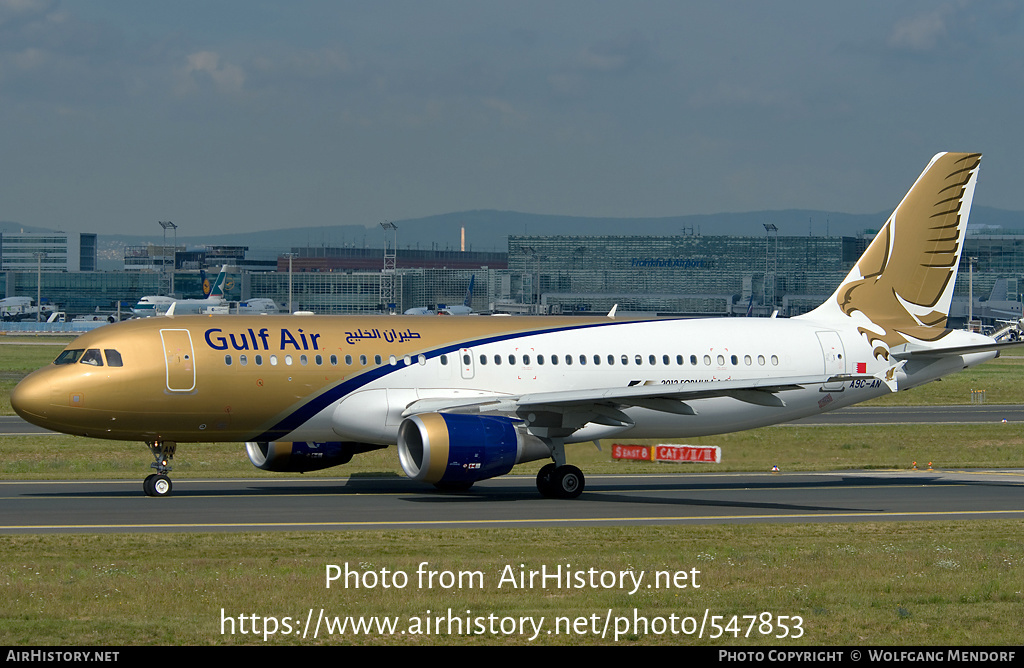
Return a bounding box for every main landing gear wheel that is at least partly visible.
[536,463,584,499]
[143,474,173,497]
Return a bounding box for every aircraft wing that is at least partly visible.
[401,374,834,433]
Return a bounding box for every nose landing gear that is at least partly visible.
[144,440,176,497]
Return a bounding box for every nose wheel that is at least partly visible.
[144,440,176,497]
[143,474,173,497]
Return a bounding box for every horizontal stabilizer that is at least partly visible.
[889,339,1024,359]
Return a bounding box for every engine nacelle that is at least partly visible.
[245,441,385,473]
[397,413,550,485]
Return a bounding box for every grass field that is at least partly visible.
[1,339,1022,646]
[1,523,1021,645]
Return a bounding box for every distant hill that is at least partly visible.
[7,206,1024,270]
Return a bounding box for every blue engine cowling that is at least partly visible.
[245,441,386,473]
[397,413,550,485]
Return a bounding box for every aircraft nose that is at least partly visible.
[11,372,52,425]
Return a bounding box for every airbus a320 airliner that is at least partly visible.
[11,153,1007,498]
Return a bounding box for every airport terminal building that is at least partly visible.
[2,231,1023,327]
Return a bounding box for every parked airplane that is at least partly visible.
[0,296,57,322]
[236,298,280,315]
[12,153,1008,499]
[405,275,476,315]
[130,266,230,317]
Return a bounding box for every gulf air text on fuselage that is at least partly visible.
[204,327,323,352]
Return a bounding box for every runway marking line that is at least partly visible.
[0,482,990,502]
[3,509,1024,532]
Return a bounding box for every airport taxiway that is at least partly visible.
[1,469,1022,533]
[3,406,1023,533]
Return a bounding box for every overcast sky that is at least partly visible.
[2,0,1022,237]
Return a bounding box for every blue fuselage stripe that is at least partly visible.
[249,318,659,441]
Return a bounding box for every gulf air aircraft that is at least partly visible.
[11,153,1006,499]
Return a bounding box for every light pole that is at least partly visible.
[763,223,778,314]
[34,252,45,323]
[380,222,397,314]
[968,256,977,329]
[159,221,177,296]
[284,253,295,314]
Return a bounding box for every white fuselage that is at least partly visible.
[276,315,993,446]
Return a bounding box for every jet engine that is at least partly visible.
[245,441,386,473]
[397,413,550,488]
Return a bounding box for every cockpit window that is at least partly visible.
[104,350,123,367]
[54,349,84,365]
[80,349,104,366]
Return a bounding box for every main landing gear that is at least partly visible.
[536,463,585,499]
[533,436,585,499]
[144,440,176,497]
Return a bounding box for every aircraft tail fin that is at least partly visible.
[801,152,982,359]
[464,275,475,308]
[206,265,230,299]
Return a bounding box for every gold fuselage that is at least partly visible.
[11,313,637,442]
